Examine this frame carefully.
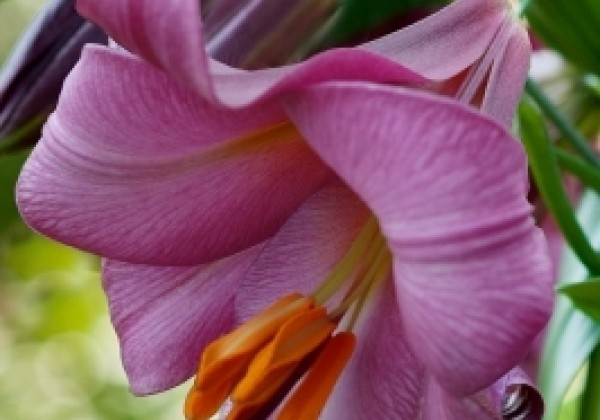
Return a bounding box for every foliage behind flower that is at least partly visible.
[0,230,185,419]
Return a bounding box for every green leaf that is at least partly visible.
[581,347,600,419]
[317,0,449,50]
[526,0,600,75]
[559,279,600,323]
[555,149,600,195]
[518,99,600,273]
[541,191,600,420]
[542,309,600,420]
[557,366,585,420]
[525,79,600,168]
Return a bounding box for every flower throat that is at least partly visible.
[185,217,391,419]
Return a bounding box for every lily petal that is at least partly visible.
[321,280,425,419]
[361,0,508,80]
[77,0,423,106]
[76,0,510,107]
[285,82,553,394]
[235,180,369,321]
[102,244,262,395]
[206,52,424,107]
[393,230,551,396]
[17,48,331,265]
[481,21,531,126]
[77,0,213,95]
[423,379,494,420]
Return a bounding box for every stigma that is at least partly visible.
[185,217,391,419]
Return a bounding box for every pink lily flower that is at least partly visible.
[16,0,552,418]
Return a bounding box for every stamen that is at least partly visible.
[346,254,390,331]
[184,294,312,419]
[278,333,356,420]
[186,218,393,419]
[311,217,379,305]
[185,379,235,420]
[330,236,390,320]
[231,307,335,403]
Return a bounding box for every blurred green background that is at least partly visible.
[0,1,188,419]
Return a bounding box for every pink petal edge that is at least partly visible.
[17,48,332,265]
[76,0,509,107]
[284,82,553,394]
[102,244,262,395]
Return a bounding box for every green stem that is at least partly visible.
[555,148,600,194]
[519,100,600,274]
[525,78,600,168]
[581,346,600,419]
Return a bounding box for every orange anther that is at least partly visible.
[278,332,356,420]
[184,378,234,420]
[185,294,313,419]
[196,294,313,391]
[232,307,335,404]
[225,363,298,420]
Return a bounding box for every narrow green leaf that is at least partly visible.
[518,100,600,274]
[581,347,600,419]
[555,148,600,195]
[525,79,600,168]
[541,191,600,420]
[559,279,600,323]
[542,308,600,420]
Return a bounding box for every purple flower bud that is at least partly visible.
[0,0,107,149]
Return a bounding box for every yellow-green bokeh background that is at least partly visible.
[0,2,188,418]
